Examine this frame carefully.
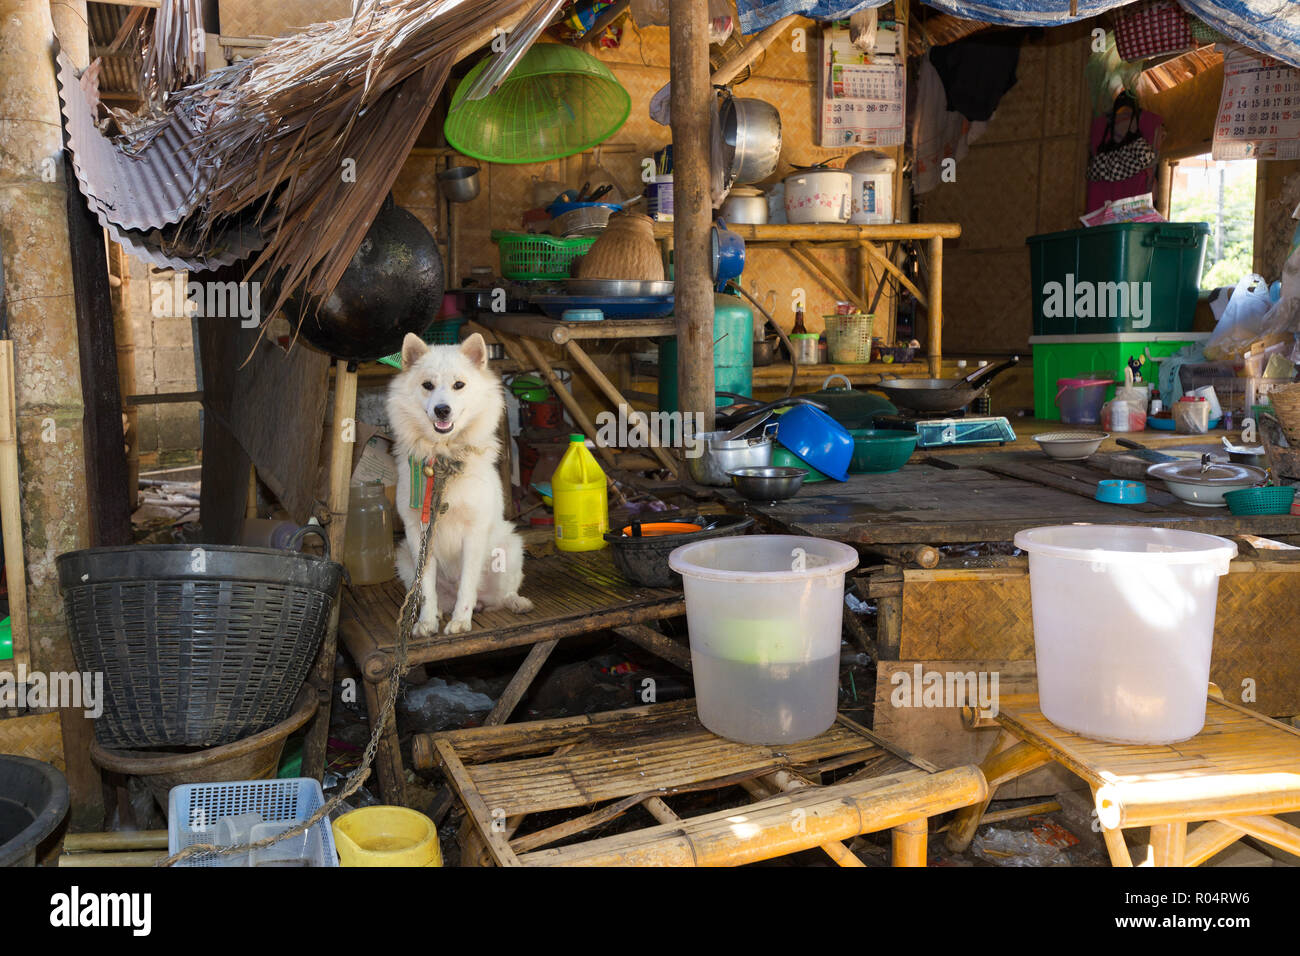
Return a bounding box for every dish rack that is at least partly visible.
[167,778,338,868]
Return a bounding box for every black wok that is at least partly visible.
[874,356,1019,414]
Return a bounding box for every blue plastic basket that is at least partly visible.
[167,777,338,867]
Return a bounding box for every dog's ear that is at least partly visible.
[401,333,429,370]
[460,332,489,370]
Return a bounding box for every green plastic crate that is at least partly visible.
[1027,222,1209,335]
[1030,333,1210,420]
[493,231,596,281]
[377,318,467,369]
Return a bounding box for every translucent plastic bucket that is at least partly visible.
[668,535,859,744]
[1014,526,1236,744]
[1056,377,1111,425]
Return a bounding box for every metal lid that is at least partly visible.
[1146,460,1268,486]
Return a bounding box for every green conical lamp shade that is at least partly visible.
[444,43,630,165]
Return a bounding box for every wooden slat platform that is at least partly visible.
[417,700,988,867]
[735,456,1300,546]
[995,693,1300,814]
[948,692,1300,866]
[432,701,910,817]
[339,548,684,670]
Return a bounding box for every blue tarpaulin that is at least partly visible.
[736,0,1300,68]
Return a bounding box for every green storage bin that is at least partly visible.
[1030,333,1210,420]
[1027,222,1210,335]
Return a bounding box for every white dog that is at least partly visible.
[387,332,533,636]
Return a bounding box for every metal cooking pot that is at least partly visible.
[687,431,774,486]
[720,188,768,225]
[438,166,480,203]
[720,94,782,187]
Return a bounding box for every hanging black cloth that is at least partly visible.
[928,30,1025,123]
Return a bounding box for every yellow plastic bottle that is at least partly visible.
[552,434,608,552]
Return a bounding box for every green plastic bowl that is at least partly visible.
[772,445,828,483]
[848,429,918,474]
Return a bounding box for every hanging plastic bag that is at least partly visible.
[1204,273,1276,360]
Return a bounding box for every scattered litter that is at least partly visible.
[399,677,494,732]
[971,826,1073,867]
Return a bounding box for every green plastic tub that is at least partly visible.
[1027,222,1209,336]
[847,429,918,474]
[1030,333,1210,420]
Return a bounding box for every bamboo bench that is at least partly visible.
[947,690,1300,866]
[414,699,988,866]
[339,549,685,804]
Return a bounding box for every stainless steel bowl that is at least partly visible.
[687,432,773,486]
[565,278,675,297]
[437,166,480,203]
[727,466,808,501]
[720,96,782,187]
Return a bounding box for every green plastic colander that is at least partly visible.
[444,43,630,165]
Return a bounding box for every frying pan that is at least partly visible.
[873,356,1020,414]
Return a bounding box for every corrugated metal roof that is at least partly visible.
[58,50,214,231]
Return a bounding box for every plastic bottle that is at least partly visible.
[343,480,395,585]
[552,434,608,552]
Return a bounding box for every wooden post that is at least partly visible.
[926,236,943,378]
[669,0,715,436]
[300,360,358,781]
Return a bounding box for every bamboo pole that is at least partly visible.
[58,850,166,867]
[926,236,944,377]
[562,340,677,475]
[0,342,28,673]
[790,242,868,312]
[669,0,715,436]
[710,15,798,86]
[63,830,168,851]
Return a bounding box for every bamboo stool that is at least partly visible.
[414,700,987,866]
[946,691,1300,866]
[339,549,685,805]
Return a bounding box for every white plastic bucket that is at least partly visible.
[668,535,858,744]
[1014,525,1236,744]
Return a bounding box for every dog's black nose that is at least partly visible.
[434,404,452,420]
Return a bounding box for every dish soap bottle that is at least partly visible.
[552,434,608,552]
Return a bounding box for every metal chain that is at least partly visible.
[159,455,461,866]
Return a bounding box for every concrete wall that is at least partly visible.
[123,257,202,469]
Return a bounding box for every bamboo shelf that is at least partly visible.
[946,691,1300,866]
[653,221,961,377]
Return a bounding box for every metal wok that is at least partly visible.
[874,356,1019,414]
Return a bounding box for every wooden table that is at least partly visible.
[728,453,1300,551]
[416,699,987,867]
[947,691,1300,867]
[338,549,685,805]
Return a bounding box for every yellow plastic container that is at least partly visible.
[331,806,442,867]
[552,434,608,552]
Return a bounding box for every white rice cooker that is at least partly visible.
[844,150,896,225]
[783,168,853,224]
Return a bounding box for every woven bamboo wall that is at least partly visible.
[218,0,352,39]
[897,565,1300,718]
[393,18,903,338]
[915,23,1093,356]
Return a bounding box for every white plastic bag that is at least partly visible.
[1204,273,1276,360]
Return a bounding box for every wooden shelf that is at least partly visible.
[751,361,927,388]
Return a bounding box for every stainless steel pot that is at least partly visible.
[687,431,774,486]
[721,95,782,187]
[438,166,480,203]
[720,187,768,225]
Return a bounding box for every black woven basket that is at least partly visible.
[58,539,342,750]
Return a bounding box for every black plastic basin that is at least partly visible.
[0,756,69,866]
